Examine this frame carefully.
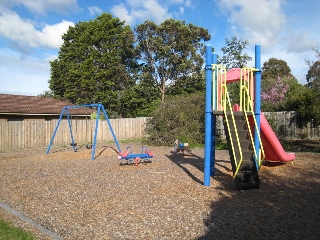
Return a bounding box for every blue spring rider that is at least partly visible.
[118,145,154,166]
[172,139,191,154]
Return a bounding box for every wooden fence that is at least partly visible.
[1,112,319,151]
[0,117,149,151]
[263,111,320,139]
[217,111,320,140]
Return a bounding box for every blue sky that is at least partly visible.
[0,0,319,96]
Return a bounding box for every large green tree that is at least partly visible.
[305,47,320,90]
[296,47,320,127]
[218,36,252,70]
[119,78,160,117]
[262,58,294,80]
[49,13,137,115]
[135,19,211,102]
[306,60,320,90]
[261,58,297,112]
[218,36,252,105]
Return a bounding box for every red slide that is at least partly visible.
[256,113,295,162]
[225,68,295,162]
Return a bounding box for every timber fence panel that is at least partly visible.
[216,111,319,140]
[0,117,149,151]
[263,111,319,139]
[1,114,318,151]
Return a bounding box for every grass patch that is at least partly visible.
[216,141,228,150]
[185,141,227,150]
[0,219,35,240]
[118,139,144,144]
[101,139,144,144]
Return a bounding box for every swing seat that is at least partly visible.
[86,144,92,149]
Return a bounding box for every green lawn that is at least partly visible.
[0,219,35,240]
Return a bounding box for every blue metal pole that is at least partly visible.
[101,105,122,152]
[254,44,261,169]
[46,108,65,154]
[204,45,212,186]
[92,105,101,160]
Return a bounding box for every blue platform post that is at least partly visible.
[46,108,66,154]
[101,105,121,153]
[254,44,261,169]
[92,104,101,160]
[204,45,213,186]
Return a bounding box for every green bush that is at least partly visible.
[143,92,222,147]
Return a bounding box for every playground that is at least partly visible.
[0,143,319,239]
[1,43,319,238]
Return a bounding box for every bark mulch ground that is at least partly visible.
[0,143,319,239]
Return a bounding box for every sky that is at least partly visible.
[0,0,319,96]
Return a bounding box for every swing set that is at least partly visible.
[46,103,154,164]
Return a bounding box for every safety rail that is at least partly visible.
[240,68,265,169]
[212,64,243,177]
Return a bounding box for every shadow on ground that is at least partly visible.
[167,149,320,240]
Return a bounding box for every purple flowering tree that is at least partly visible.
[261,76,290,111]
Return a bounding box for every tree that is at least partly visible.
[218,36,252,70]
[284,83,320,128]
[305,47,320,90]
[218,36,252,105]
[306,60,320,90]
[305,47,320,66]
[38,90,55,98]
[261,76,292,112]
[119,78,160,117]
[49,13,137,115]
[135,19,211,102]
[262,58,294,80]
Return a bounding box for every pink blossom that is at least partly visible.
[261,76,290,108]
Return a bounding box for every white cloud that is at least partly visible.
[0,49,50,95]
[111,0,172,25]
[214,0,320,55]
[168,0,193,7]
[168,0,184,3]
[0,0,79,15]
[110,0,195,25]
[88,6,103,16]
[214,0,286,49]
[111,4,134,25]
[281,26,319,53]
[185,0,192,7]
[261,48,310,85]
[41,20,74,48]
[0,10,74,49]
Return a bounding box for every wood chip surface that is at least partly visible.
[0,143,319,239]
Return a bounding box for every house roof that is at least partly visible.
[0,94,93,116]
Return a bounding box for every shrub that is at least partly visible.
[143,92,222,147]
